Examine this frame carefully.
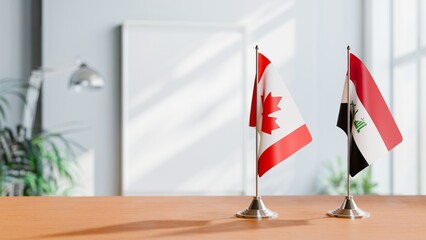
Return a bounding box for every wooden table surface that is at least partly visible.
[1,195,425,239]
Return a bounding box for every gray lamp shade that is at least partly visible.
[69,63,104,90]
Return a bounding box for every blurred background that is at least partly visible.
[0,0,424,196]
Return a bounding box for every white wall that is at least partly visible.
[42,0,363,195]
[365,0,426,195]
[0,0,32,127]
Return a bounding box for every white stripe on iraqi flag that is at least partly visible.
[249,53,312,177]
[337,53,403,177]
[349,81,389,163]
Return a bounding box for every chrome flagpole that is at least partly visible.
[236,45,277,219]
[327,46,369,219]
[256,45,259,199]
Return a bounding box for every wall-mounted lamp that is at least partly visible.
[69,63,105,91]
[22,60,104,137]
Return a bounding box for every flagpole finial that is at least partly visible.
[347,45,351,51]
[255,45,259,50]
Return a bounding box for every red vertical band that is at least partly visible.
[249,53,271,127]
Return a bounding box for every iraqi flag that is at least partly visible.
[337,53,403,177]
[249,52,312,177]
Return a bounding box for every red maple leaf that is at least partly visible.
[261,92,282,134]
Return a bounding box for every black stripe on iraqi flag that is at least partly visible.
[337,103,348,132]
[337,103,369,177]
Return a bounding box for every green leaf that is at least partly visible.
[0,96,11,108]
[0,105,6,122]
[24,173,37,194]
[0,121,81,196]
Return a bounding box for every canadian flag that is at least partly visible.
[337,53,403,177]
[249,53,312,177]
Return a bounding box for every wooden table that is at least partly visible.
[1,196,425,239]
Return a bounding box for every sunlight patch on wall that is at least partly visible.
[240,0,294,32]
[173,31,243,79]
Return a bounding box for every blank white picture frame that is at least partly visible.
[121,21,248,195]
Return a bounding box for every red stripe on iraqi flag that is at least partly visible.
[349,53,403,151]
[258,124,312,177]
[249,53,271,127]
[249,51,311,177]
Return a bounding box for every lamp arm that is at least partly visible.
[21,60,80,137]
[21,71,43,137]
[35,59,82,77]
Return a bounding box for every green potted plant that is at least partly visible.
[0,78,80,196]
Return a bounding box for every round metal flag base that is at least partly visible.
[236,196,278,219]
[327,195,370,219]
